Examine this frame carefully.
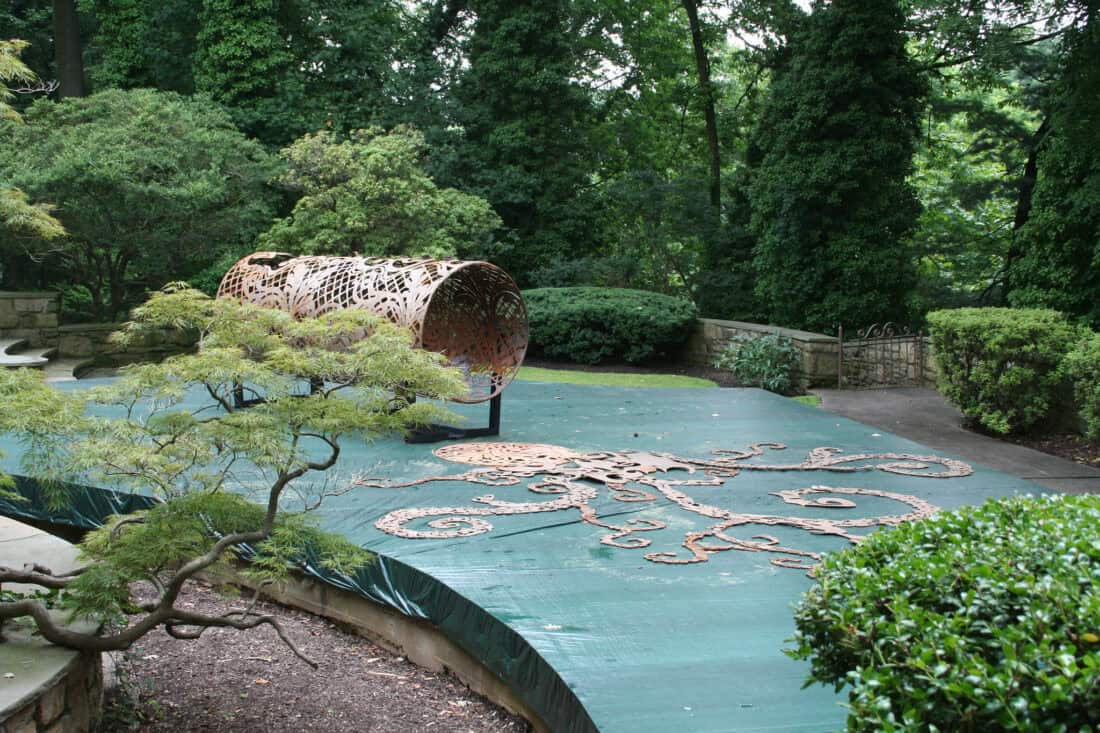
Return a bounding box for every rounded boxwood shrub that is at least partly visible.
[522,287,697,364]
[1065,333,1100,439]
[789,494,1100,732]
[926,307,1083,434]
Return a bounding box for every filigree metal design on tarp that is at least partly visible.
[217,252,528,403]
[362,442,973,572]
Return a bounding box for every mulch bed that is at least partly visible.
[102,583,529,733]
[997,432,1100,467]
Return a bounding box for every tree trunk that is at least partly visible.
[682,0,721,216]
[1003,116,1049,293]
[52,0,85,98]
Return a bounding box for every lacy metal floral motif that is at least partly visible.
[361,442,973,572]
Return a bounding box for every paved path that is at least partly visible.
[814,387,1100,495]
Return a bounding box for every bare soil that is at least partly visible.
[100,582,529,733]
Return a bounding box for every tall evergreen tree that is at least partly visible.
[449,0,601,283]
[745,0,925,331]
[1007,11,1100,326]
[192,0,299,145]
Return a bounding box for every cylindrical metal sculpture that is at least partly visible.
[217,252,528,403]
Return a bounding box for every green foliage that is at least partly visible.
[712,333,800,394]
[0,186,65,241]
[0,287,467,635]
[596,172,717,301]
[79,0,405,145]
[523,287,697,364]
[1065,333,1100,440]
[0,39,65,242]
[789,494,1100,732]
[927,307,1082,434]
[447,0,602,283]
[0,89,277,320]
[909,82,1037,311]
[79,0,192,91]
[192,0,300,145]
[746,0,925,332]
[259,127,500,260]
[1008,20,1100,328]
[0,39,36,122]
[72,492,368,622]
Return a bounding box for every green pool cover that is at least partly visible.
[0,380,1041,732]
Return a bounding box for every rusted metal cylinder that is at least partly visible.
[217,252,528,403]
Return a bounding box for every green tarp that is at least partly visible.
[0,380,1040,732]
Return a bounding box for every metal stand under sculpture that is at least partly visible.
[217,252,528,442]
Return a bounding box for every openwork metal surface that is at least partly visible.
[217,252,528,402]
[362,441,972,573]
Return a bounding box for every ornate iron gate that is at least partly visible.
[837,323,927,388]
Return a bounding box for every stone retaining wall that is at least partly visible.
[679,318,840,389]
[0,293,59,348]
[56,323,195,365]
[0,651,101,733]
[1,516,103,733]
[679,318,938,389]
[0,292,196,365]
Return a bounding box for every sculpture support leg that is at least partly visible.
[406,393,502,444]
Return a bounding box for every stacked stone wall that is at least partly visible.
[0,293,59,348]
[679,318,839,389]
[0,652,102,733]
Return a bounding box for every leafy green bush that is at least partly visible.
[790,494,1100,732]
[523,287,697,364]
[1066,333,1100,439]
[713,333,800,394]
[0,89,277,321]
[926,307,1082,434]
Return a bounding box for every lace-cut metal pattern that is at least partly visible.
[363,441,973,573]
[217,252,528,403]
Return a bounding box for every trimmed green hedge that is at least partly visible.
[1066,333,1100,439]
[927,308,1082,434]
[522,287,697,364]
[790,494,1100,732]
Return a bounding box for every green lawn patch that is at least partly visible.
[516,366,716,389]
[792,394,821,407]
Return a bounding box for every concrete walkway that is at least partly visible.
[814,387,1100,495]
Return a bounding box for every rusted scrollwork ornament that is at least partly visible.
[362,441,974,573]
[217,252,529,403]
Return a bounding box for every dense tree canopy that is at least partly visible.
[746,0,926,331]
[1007,14,1100,326]
[0,0,1096,331]
[0,39,64,245]
[259,127,501,259]
[0,89,276,320]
